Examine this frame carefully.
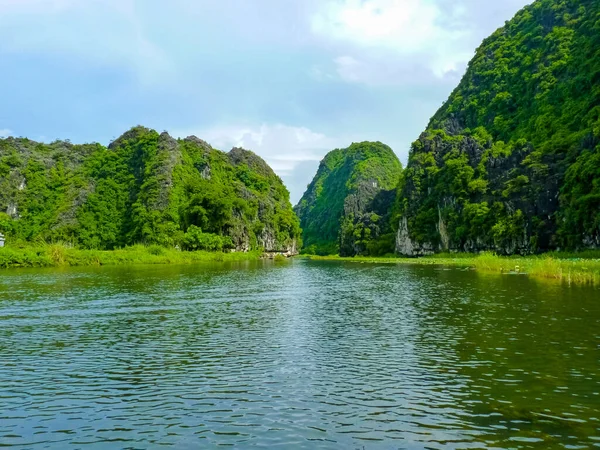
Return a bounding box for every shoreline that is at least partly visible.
[0,244,262,270]
[301,253,600,286]
[1,245,599,287]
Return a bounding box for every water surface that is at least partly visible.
[0,260,599,449]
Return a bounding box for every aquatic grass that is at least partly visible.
[0,246,53,268]
[303,252,600,286]
[0,244,261,269]
[147,245,165,256]
[49,244,67,265]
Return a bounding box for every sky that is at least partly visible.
[0,0,532,204]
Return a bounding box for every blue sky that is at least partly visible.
[0,0,532,203]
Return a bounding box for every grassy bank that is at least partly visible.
[2,244,599,286]
[303,252,600,286]
[0,244,261,269]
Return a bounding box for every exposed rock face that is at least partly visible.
[258,228,297,254]
[155,132,181,210]
[228,147,274,178]
[6,202,18,218]
[437,209,450,252]
[295,142,402,256]
[396,133,562,255]
[0,127,301,252]
[183,135,211,151]
[396,217,434,257]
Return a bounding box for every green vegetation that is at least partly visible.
[0,127,301,254]
[302,252,600,286]
[0,243,260,269]
[294,142,402,256]
[397,0,600,255]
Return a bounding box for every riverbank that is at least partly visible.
[0,244,261,269]
[303,252,600,286]
[2,245,599,286]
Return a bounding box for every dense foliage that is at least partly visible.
[0,127,301,252]
[397,0,600,255]
[295,142,402,256]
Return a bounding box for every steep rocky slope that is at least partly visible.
[396,0,600,255]
[0,127,301,252]
[295,142,402,256]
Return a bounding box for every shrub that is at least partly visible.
[182,225,234,252]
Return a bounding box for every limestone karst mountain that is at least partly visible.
[295,142,402,256]
[395,0,600,255]
[0,126,301,252]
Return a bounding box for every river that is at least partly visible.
[0,260,598,449]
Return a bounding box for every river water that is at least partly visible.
[0,260,598,449]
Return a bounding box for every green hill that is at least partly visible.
[0,126,301,253]
[396,0,600,255]
[295,142,402,256]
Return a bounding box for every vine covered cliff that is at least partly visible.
[396,0,600,255]
[0,127,301,253]
[295,142,402,256]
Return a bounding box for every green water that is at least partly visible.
[0,260,598,449]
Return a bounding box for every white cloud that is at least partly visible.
[312,0,471,79]
[313,0,444,51]
[0,128,12,138]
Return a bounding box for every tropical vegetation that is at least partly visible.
[0,127,301,254]
[294,142,402,256]
[396,0,600,255]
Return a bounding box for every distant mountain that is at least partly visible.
[295,142,402,256]
[0,126,301,253]
[396,0,600,255]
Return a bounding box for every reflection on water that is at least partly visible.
[0,260,598,449]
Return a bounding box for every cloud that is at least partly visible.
[313,0,447,51]
[312,0,470,78]
[309,51,466,87]
[173,123,351,203]
[0,128,12,138]
[311,0,533,85]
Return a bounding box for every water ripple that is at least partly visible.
[0,260,599,449]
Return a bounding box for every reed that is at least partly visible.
[304,252,600,286]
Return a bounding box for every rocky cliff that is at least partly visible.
[396,0,600,255]
[295,142,402,256]
[0,127,301,252]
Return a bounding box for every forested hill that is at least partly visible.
[0,127,301,252]
[396,0,600,255]
[295,142,402,256]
